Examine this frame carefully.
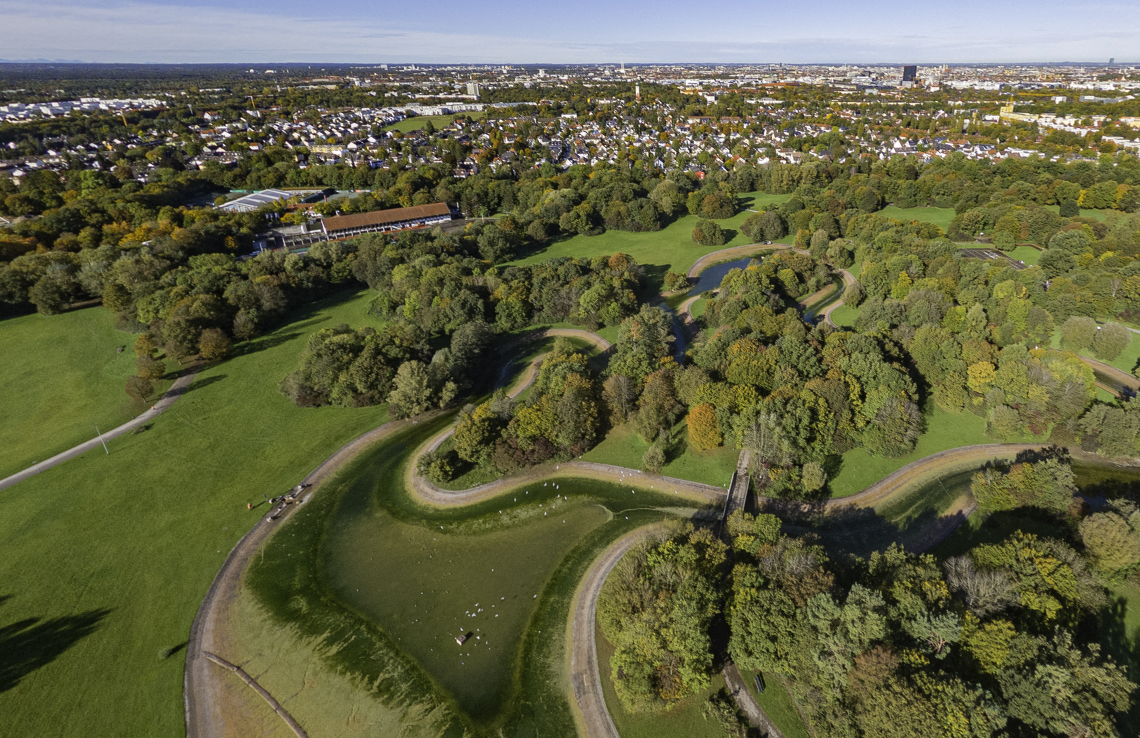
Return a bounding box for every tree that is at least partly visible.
[635,369,682,442]
[1059,199,1080,217]
[687,403,722,450]
[453,401,501,464]
[642,442,666,473]
[691,219,726,246]
[137,355,166,381]
[387,360,454,419]
[198,328,231,361]
[801,461,826,493]
[602,374,637,425]
[1092,323,1130,361]
[1060,316,1097,351]
[1079,506,1140,578]
[125,375,154,404]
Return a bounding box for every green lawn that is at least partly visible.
[383,111,485,133]
[597,629,728,738]
[0,289,397,737]
[828,407,998,498]
[691,297,708,320]
[1009,245,1040,266]
[582,421,739,488]
[0,307,171,479]
[828,303,859,329]
[741,671,811,738]
[1049,323,1140,374]
[876,205,957,232]
[510,192,790,292]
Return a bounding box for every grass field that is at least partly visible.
[827,407,998,498]
[0,289,398,737]
[596,628,728,738]
[0,307,170,479]
[691,297,708,320]
[384,112,485,133]
[877,204,957,232]
[1009,245,1041,266]
[1049,323,1140,375]
[243,415,707,734]
[828,303,859,328]
[582,421,739,488]
[510,192,791,292]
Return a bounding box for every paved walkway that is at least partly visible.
[0,367,200,491]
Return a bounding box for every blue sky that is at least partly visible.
[0,0,1135,64]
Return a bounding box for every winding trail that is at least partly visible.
[0,366,201,491]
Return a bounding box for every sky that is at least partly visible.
[0,0,1136,65]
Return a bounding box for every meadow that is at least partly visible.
[0,289,394,737]
[1047,323,1139,375]
[0,306,168,478]
[582,421,739,488]
[875,204,957,232]
[510,192,792,292]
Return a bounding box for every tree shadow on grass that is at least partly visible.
[0,597,111,693]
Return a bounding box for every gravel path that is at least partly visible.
[0,366,201,491]
[569,526,662,738]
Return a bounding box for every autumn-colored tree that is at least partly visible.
[137,355,166,381]
[198,328,231,361]
[687,403,723,450]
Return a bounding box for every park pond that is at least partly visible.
[689,257,757,295]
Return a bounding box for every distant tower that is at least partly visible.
[635,83,641,102]
[620,62,625,74]
[1109,57,1115,67]
[902,65,917,82]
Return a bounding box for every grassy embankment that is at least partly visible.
[235,415,712,736]
[0,307,172,478]
[0,289,394,737]
[510,193,792,292]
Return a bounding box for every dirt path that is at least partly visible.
[569,526,662,738]
[0,366,201,491]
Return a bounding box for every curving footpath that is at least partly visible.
[569,526,662,738]
[0,367,201,491]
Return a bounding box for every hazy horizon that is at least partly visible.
[0,0,1134,66]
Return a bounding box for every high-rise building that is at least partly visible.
[902,65,917,82]
[466,82,480,97]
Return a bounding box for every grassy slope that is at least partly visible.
[1049,324,1140,374]
[582,421,739,488]
[739,670,811,738]
[384,112,486,132]
[828,407,998,498]
[876,204,957,232]
[0,307,168,478]
[509,193,791,292]
[0,289,395,738]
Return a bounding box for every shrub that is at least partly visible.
[663,271,690,292]
[642,443,665,473]
[1059,200,1080,217]
[125,376,154,404]
[198,327,232,361]
[691,219,726,247]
